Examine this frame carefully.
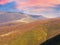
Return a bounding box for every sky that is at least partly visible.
[0,0,60,18]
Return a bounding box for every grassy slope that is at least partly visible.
[0,18,60,45]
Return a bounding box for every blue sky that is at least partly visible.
[0,2,19,12]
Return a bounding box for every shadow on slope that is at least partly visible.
[40,34,60,45]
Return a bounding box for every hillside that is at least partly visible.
[0,18,60,45]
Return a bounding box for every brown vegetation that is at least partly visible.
[0,18,60,45]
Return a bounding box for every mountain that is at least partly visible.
[0,11,25,23]
[0,11,47,26]
[0,11,47,23]
[30,15,47,20]
[0,18,60,45]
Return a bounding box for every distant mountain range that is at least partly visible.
[0,11,47,26]
[30,15,47,20]
[0,11,47,23]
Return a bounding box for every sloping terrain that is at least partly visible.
[0,18,60,45]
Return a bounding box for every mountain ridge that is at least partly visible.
[0,11,47,23]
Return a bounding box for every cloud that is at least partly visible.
[14,0,60,18]
[15,0,60,9]
[0,0,60,18]
[0,0,60,11]
[0,0,13,4]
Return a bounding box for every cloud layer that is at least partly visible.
[0,0,60,8]
[0,0,60,18]
[0,0,13,4]
[15,0,60,8]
